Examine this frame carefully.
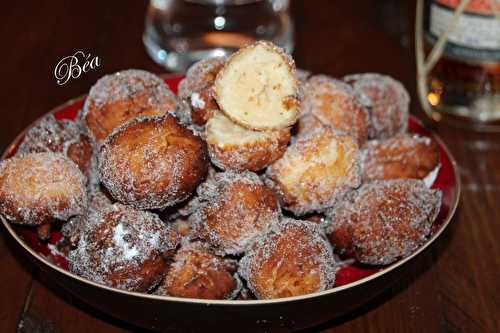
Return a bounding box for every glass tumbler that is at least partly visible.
[143,0,294,72]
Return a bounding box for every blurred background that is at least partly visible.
[1,1,499,333]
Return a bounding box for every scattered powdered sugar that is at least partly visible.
[189,170,281,255]
[69,203,179,291]
[190,92,206,109]
[113,223,139,260]
[344,73,409,139]
[326,179,442,265]
[0,152,87,225]
[238,217,337,299]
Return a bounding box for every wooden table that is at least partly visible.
[1,1,499,332]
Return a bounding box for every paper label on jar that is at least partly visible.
[427,2,500,61]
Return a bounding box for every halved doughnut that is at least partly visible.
[214,41,300,130]
[205,112,290,171]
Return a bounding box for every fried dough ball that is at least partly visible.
[214,41,300,130]
[293,113,325,139]
[0,152,87,226]
[178,57,226,127]
[99,115,208,210]
[344,73,409,139]
[17,114,94,177]
[190,171,280,255]
[83,69,178,144]
[205,112,290,172]
[302,75,370,146]
[61,185,114,248]
[239,218,337,299]
[266,126,361,216]
[326,179,442,265]
[156,241,240,299]
[69,203,179,291]
[362,134,440,184]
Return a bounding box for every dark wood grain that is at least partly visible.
[1,0,499,332]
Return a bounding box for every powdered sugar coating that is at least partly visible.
[239,217,337,299]
[344,73,409,139]
[326,179,442,265]
[361,134,440,182]
[301,75,370,146]
[69,203,179,291]
[178,57,226,100]
[266,126,362,216]
[190,171,280,255]
[205,112,290,172]
[17,114,94,178]
[61,184,115,247]
[156,240,240,299]
[0,152,87,225]
[293,113,325,140]
[98,115,208,210]
[178,57,226,127]
[83,69,178,144]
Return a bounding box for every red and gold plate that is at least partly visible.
[1,74,460,333]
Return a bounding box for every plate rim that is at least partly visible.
[0,73,461,306]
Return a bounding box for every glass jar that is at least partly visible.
[416,0,500,131]
[143,0,294,72]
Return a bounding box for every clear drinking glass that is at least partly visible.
[143,0,294,72]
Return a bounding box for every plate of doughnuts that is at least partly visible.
[1,41,459,332]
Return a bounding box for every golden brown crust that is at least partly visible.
[98,115,208,210]
[362,134,440,182]
[292,113,326,139]
[190,171,280,255]
[178,57,226,127]
[239,218,336,299]
[83,69,178,144]
[302,75,370,146]
[266,126,361,215]
[205,112,290,172]
[0,152,87,226]
[66,134,94,177]
[214,41,300,130]
[326,179,442,265]
[156,241,239,299]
